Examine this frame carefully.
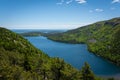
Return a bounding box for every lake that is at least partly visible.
[13,29,120,76]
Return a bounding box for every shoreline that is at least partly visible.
[98,74,120,80]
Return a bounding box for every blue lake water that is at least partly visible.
[25,36,120,76]
[13,29,120,76]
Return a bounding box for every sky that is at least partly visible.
[0,0,120,29]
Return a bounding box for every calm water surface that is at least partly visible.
[25,36,120,76]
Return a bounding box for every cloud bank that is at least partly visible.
[57,0,87,5]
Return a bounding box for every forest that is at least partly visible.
[0,27,103,80]
[45,17,120,66]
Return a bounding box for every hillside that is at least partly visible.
[0,27,98,80]
[46,17,120,66]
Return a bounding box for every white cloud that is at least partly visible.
[75,0,87,4]
[56,0,64,5]
[95,8,103,12]
[57,0,87,5]
[66,0,73,4]
[112,0,120,3]
[89,8,104,13]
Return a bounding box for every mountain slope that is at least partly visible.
[0,27,97,80]
[47,17,120,66]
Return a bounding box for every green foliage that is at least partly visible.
[81,62,95,80]
[110,28,120,54]
[108,78,114,80]
[46,17,120,66]
[21,32,43,37]
[0,27,98,80]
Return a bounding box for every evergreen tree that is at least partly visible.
[81,62,95,80]
[51,58,64,80]
[23,54,31,71]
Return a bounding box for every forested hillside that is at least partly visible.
[0,27,98,80]
[46,17,120,66]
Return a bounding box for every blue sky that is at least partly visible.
[0,0,120,29]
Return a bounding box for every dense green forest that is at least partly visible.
[0,27,102,80]
[46,17,120,66]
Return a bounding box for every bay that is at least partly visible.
[13,29,120,76]
[25,36,120,76]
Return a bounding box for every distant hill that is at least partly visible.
[0,27,97,80]
[20,30,66,37]
[47,17,120,66]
